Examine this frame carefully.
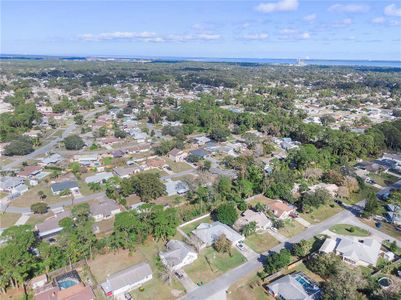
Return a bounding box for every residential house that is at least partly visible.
[234,209,272,232]
[84,172,114,184]
[124,143,151,154]
[30,274,48,290]
[35,210,71,238]
[146,158,166,169]
[111,150,125,158]
[40,153,63,166]
[73,154,99,167]
[308,183,339,197]
[113,166,141,179]
[266,272,321,300]
[168,148,187,162]
[164,180,189,196]
[50,180,79,195]
[193,136,211,146]
[17,165,42,179]
[159,240,198,271]
[188,149,209,160]
[192,221,245,248]
[266,199,297,220]
[0,176,28,196]
[89,198,121,222]
[101,262,153,297]
[385,204,401,225]
[377,180,401,200]
[382,153,401,167]
[319,237,381,267]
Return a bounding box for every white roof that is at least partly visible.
[235,210,272,229]
[160,240,197,268]
[192,221,244,246]
[85,172,113,184]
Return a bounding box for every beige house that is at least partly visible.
[234,209,272,232]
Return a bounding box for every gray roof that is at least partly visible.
[35,210,71,237]
[113,166,140,177]
[160,240,196,268]
[267,272,321,300]
[0,176,24,190]
[41,153,63,165]
[84,172,113,184]
[90,198,120,217]
[335,237,381,265]
[101,262,152,294]
[192,221,244,246]
[51,180,79,193]
[189,149,208,158]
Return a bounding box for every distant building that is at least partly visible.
[168,148,187,162]
[101,263,152,297]
[266,272,321,300]
[159,240,198,271]
[84,172,114,184]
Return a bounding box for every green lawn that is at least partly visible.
[300,204,343,224]
[368,173,398,187]
[184,247,246,284]
[278,220,306,238]
[165,158,193,173]
[180,215,213,234]
[344,186,379,205]
[330,224,371,237]
[228,274,272,300]
[11,184,73,207]
[245,232,280,253]
[129,275,184,300]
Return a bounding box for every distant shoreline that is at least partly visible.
[1,54,400,68]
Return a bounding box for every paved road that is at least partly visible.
[3,109,102,170]
[181,203,401,300]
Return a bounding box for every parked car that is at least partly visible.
[175,271,184,279]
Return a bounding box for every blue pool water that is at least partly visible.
[58,279,79,289]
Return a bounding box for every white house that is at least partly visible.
[168,148,187,162]
[159,240,198,271]
[89,198,121,222]
[192,222,245,248]
[84,172,114,184]
[101,263,152,297]
[319,237,381,267]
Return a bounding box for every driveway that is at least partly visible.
[177,270,198,292]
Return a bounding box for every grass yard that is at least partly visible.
[245,232,280,253]
[278,220,306,238]
[228,274,273,300]
[88,249,147,283]
[330,224,371,237]
[180,215,213,234]
[129,275,184,300]
[165,159,193,173]
[141,168,169,177]
[11,184,72,208]
[345,186,379,205]
[184,247,246,284]
[0,212,21,228]
[26,212,52,226]
[368,173,399,187]
[300,204,343,224]
[360,219,401,239]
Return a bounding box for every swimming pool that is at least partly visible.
[58,278,79,289]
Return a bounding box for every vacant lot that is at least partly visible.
[368,173,399,186]
[278,220,306,238]
[165,159,193,173]
[180,215,213,234]
[184,247,246,284]
[300,204,342,224]
[228,274,273,300]
[245,232,279,253]
[330,224,370,237]
[129,275,184,300]
[0,212,21,228]
[11,184,73,207]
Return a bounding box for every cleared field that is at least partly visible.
[278,220,306,238]
[300,204,342,224]
[184,247,246,284]
[0,212,21,228]
[245,232,279,253]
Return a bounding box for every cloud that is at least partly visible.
[278,28,310,40]
[390,19,401,26]
[300,32,311,39]
[241,33,269,40]
[79,32,222,42]
[371,17,386,24]
[384,4,401,17]
[328,4,370,13]
[332,18,353,27]
[303,14,317,22]
[256,0,299,13]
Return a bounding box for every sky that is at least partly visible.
[1,0,401,60]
